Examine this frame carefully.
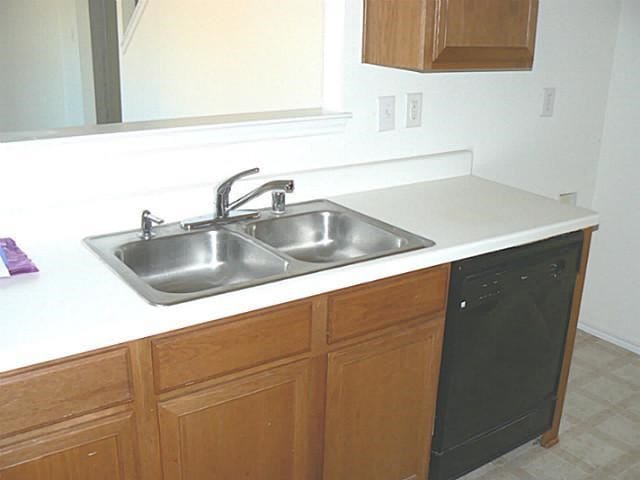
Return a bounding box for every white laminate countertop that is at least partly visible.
[0,175,598,373]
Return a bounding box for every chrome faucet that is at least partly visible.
[181,168,294,230]
[216,168,294,218]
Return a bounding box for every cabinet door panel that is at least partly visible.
[323,320,444,480]
[363,0,538,71]
[0,412,138,480]
[431,0,538,69]
[158,360,311,480]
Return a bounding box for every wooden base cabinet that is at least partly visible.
[323,321,444,480]
[148,267,448,480]
[0,266,450,480]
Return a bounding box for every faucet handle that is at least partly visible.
[216,168,260,218]
[218,168,260,192]
[140,210,164,240]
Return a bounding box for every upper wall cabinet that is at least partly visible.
[362,0,539,72]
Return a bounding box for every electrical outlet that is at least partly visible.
[541,88,556,117]
[378,96,395,131]
[406,92,422,128]
[559,192,577,205]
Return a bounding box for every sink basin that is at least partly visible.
[115,230,288,294]
[245,209,424,263]
[85,227,290,305]
[85,199,434,305]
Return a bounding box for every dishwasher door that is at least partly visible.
[430,231,583,480]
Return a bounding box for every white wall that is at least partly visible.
[120,0,324,121]
[1,0,621,209]
[0,0,94,133]
[581,0,640,352]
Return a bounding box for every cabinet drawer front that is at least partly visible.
[327,266,449,343]
[0,349,133,438]
[152,301,313,392]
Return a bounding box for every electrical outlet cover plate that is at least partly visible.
[406,92,422,128]
[559,192,577,206]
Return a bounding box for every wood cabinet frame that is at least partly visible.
[541,227,594,447]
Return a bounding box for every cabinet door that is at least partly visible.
[430,0,538,70]
[363,0,538,71]
[0,412,138,480]
[323,321,444,480]
[158,360,311,480]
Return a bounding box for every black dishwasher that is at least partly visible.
[430,231,583,480]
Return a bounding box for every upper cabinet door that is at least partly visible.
[431,0,539,70]
[363,0,539,72]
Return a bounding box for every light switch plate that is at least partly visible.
[378,96,395,131]
[541,88,556,117]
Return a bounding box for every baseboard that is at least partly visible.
[578,323,640,355]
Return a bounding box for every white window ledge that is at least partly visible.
[1,109,352,150]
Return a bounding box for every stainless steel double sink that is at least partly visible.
[85,200,435,305]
